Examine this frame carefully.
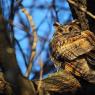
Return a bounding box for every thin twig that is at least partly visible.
[37,59,44,95]
[0,14,28,32]
[15,38,28,68]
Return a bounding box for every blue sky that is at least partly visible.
[0,0,72,79]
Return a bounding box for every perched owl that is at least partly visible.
[50,20,95,84]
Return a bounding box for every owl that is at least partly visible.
[50,20,95,84]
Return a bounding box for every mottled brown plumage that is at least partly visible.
[35,70,81,93]
[50,20,95,84]
[35,21,95,94]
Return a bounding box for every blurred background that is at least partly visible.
[0,0,72,80]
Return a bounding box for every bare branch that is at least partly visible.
[68,0,95,20]
[21,7,38,78]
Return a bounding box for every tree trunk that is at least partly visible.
[0,29,36,95]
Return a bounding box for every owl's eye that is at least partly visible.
[68,27,73,31]
[59,28,63,32]
[55,26,63,33]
